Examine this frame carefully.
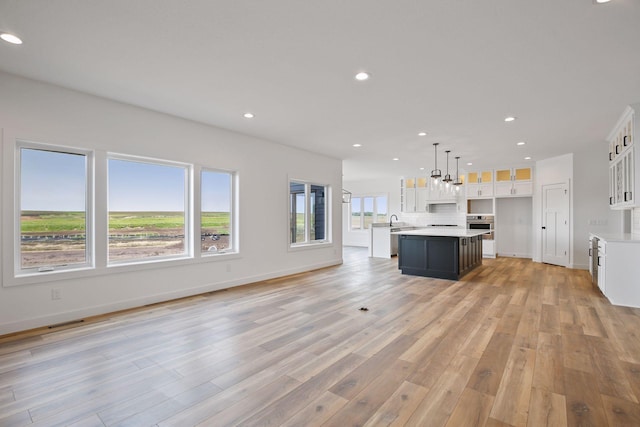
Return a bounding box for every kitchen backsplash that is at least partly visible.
[400,212,466,227]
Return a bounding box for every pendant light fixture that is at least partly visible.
[430,143,441,179]
[453,156,463,186]
[442,150,453,183]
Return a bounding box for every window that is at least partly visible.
[350,195,388,230]
[201,169,235,255]
[108,156,190,263]
[289,181,329,245]
[17,142,93,273]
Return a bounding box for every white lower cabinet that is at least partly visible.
[482,239,496,258]
[591,233,640,307]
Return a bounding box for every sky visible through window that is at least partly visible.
[201,170,231,212]
[21,149,86,211]
[108,159,185,212]
[22,152,231,213]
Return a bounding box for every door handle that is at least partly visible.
[542,226,546,230]
[589,248,592,256]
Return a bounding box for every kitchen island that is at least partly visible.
[393,228,489,280]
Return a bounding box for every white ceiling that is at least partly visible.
[1,1,639,181]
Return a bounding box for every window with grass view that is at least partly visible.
[351,195,387,229]
[201,169,234,254]
[289,181,328,245]
[19,145,91,272]
[108,157,189,263]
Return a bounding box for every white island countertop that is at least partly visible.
[590,232,640,243]
[392,227,489,238]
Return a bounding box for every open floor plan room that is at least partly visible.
[1,248,640,426]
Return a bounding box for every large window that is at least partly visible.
[289,181,329,245]
[351,195,388,230]
[11,140,239,281]
[17,143,93,273]
[108,156,190,263]
[201,169,235,254]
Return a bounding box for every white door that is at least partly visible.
[542,183,570,266]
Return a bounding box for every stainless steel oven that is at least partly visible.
[467,215,494,240]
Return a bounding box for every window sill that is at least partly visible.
[288,241,333,252]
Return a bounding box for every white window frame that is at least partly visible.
[288,180,331,248]
[106,153,193,266]
[350,194,389,230]
[200,167,238,257]
[13,140,95,276]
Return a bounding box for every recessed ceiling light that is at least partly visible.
[352,144,362,147]
[419,167,425,170]
[504,116,516,122]
[418,132,427,137]
[525,156,532,160]
[517,141,526,146]
[595,0,611,3]
[243,112,254,119]
[392,157,399,161]
[467,162,473,166]
[0,32,22,45]
[355,72,370,81]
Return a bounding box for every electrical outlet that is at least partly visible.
[51,288,61,300]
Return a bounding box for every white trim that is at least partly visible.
[14,140,95,276]
[106,153,192,266]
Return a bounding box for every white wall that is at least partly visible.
[573,140,626,269]
[0,71,343,335]
[496,197,533,258]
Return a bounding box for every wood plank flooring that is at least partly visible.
[2,247,640,426]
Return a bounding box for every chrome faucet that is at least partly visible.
[390,214,399,227]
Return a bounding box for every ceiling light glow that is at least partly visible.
[392,157,399,161]
[595,0,611,3]
[467,162,473,166]
[352,144,362,147]
[418,132,427,136]
[504,116,516,122]
[243,112,254,119]
[517,141,526,146]
[355,72,370,81]
[525,156,532,160]
[0,32,22,44]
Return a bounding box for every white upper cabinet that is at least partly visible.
[608,104,638,209]
[466,170,494,199]
[494,167,533,197]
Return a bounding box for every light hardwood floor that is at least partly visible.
[2,248,640,426]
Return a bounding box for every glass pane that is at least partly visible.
[495,169,511,182]
[515,168,531,181]
[201,170,232,254]
[108,158,186,262]
[310,185,326,241]
[351,197,362,229]
[376,196,388,222]
[290,182,306,243]
[363,197,374,229]
[20,148,87,269]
